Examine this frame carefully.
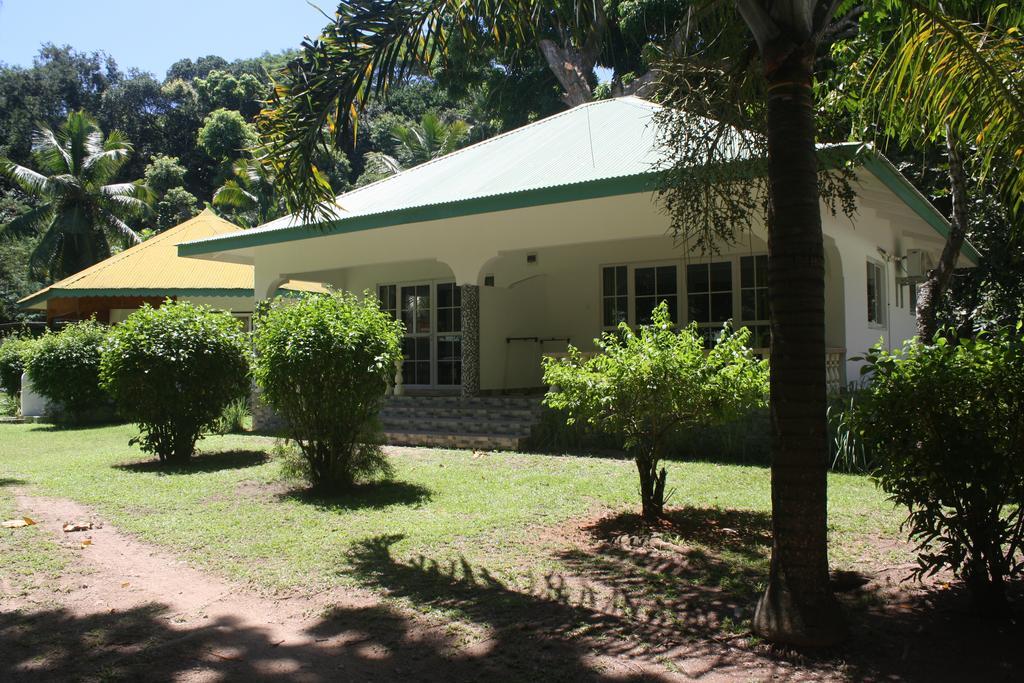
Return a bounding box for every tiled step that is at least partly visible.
[380,395,542,451]
[383,429,524,451]
[380,416,533,436]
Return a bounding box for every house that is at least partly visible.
[177,97,976,447]
[19,209,324,328]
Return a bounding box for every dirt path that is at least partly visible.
[3,493,771,682]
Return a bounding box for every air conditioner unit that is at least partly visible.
[903,249,934,279]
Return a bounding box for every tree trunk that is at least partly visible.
[635,454,667,522]
[916,130,970,339]
[752,43,846,647]
[537,39,596,107]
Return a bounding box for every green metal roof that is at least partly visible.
[178,97,976,264]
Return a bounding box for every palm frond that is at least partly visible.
[97,210,142,246]
[0,158,52,197]
[866,1,1024,210]
[31,124,73,174]
[0,204,54,239]
[213,182,259,210]
[257,0,598,219]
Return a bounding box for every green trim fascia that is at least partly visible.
[18,287,254,309]
[862,154,981,264]
[177,146,978,266]
[178,172,662,257]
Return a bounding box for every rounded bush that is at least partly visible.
[27,320,109,420]
[0,335,38,396]
[251,291,403,492]
[100,301,250,464]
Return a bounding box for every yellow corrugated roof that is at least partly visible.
[20,209,324,309]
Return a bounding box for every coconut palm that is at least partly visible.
[392,113,472,166]
[0,111,151,279]
[212,157,285,228]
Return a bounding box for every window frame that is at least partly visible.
[866,258,886,328]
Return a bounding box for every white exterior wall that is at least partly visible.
[244,172,957,391]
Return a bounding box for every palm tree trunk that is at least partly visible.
[916,130,970,339]
[752,43,845,647]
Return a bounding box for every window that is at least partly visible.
[909,282,918,316]
[687,261,733,343]
[740,255,770,348]
[400,284,431,384]
[601,265,628,328]
[435,283,462,386]
[867,261,885,325]
[378,284,397,320]
[634,265,678,325]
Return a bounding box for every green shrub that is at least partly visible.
[212,397,251,435]
[26,320,109,421]
[0,335,38,396]
[543,302,769,521]
[251,291,403,492]
[852,325,1024,614]
[100,301,250,464]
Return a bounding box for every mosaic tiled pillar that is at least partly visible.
[461,284,480,397]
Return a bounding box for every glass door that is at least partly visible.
[380,281,462,388]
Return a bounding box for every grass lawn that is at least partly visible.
[0,423,905,612]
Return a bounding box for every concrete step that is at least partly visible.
[383,429,524,451]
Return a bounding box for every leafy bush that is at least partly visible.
[251,291,403,492]
[852,325,1024,614]
[26,320,109,421]
[543,302,769,521]
[0,335,38,396]
[212,397,251,435]
[100,301,250,464]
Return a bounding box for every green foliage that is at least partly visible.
[197,108,257,164]
[542,302,768,520]
[852,325,1024,613]
[99,301,249,464]
[0,334,38,396]
[26,320,109,420]
[143,154,189,195]
[251,291,403,492]
[0,111,151,280]
[154,187,201,231]
[391,112,471,166]
[212,397,251,435]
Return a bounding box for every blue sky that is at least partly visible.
[0,0,331,77]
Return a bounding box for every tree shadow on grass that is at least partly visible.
[0,477,26,488]
[113,450,269,474]
[344,534,801,681]
[0,593,692,681]
[280,480,433,511]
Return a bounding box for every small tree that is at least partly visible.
[26,320,109,420]
[0,334,38,396]
[543,302,769,521]
[100,301,250,464]
[251,291,403,492]
[853,325,1024,615]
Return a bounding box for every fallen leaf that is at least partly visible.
[2,517,36,528]
[121,581,130,588]
[63,521,93,533]
[80,539,92,548]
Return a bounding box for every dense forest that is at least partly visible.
[0,42,565,322]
